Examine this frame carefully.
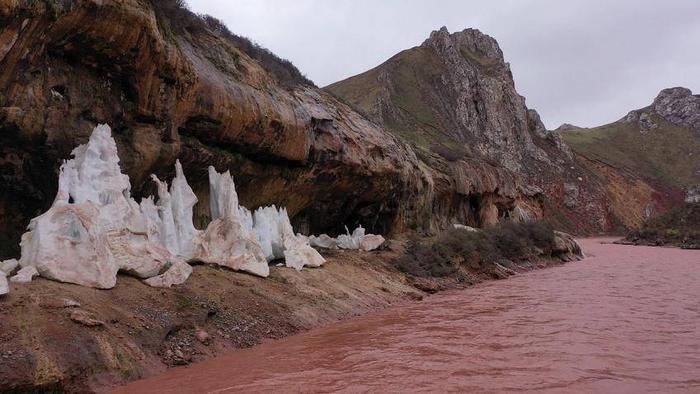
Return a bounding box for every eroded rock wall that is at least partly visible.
[0,0,432,258]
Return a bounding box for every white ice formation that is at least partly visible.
[195,167,269,277]
[0,273,8,296]
[9,124,386,293]
[309,225,385,252]
[453,224,479,232]
[250,205,325,270]
[0,259,18,275]
[143,261,193,288]
[10,266,38,283]
[17,125,170,289]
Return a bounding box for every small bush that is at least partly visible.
[432,144,467,162]
[150,1,313,89]
[151,0,204,32]
[628,202,700,246]
[175,294,195,309]
[201,16,314,89]
[396,221,556,278]
[396,236,458,278]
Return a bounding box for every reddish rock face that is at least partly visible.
[0,0,434,258]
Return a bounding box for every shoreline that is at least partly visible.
[0,240,577,393]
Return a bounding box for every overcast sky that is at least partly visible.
[187,0,700,129]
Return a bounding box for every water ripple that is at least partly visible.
[116,239,700,393]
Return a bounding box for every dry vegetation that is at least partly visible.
[625,202,700,248]
[151,0,315,89]
[396,221,561,279]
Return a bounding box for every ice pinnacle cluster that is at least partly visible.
[0,125,384,294]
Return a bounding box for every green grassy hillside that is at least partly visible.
[562,115,700,189]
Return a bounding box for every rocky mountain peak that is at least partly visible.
[652,87,700,130]
[624,87,700,132]
[423,27,505,63]
[555,123,583,132]
[328,25,618,233]
[654,87,694,103]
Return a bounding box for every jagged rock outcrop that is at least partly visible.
[552,231,585,262]
[624,87,700,132]
[328,27,616,232]
[0,1,662,258]
[563,87,700,228]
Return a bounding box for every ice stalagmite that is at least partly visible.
[17,125,173,288]
[251,206,326,270]
[13,124,379,292]
[170,161,201,259]
[309,225,385,251]
[195,167,269,277]
[150,162,202,259]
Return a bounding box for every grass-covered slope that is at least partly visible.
[561,88,700,232]
[562,115,700,190]
[327,45,464,159]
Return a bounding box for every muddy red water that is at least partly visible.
[115,239,700,393]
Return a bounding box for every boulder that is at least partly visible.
[10,266,39,283]
[69,309,105,327]
[143,261,193,288]
[195,329,211,345]
[553,231,585,261]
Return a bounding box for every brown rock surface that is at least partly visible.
[0,0,430,258]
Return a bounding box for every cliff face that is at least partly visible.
[0,2,668,259]
[327,27,625,233]
[0,0,434,258]
[562,87,700,226]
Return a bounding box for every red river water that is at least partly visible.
[115,238,700,393]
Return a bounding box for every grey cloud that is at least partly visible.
[187,0,700,128]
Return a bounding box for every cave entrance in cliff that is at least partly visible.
[468,193,483,227]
